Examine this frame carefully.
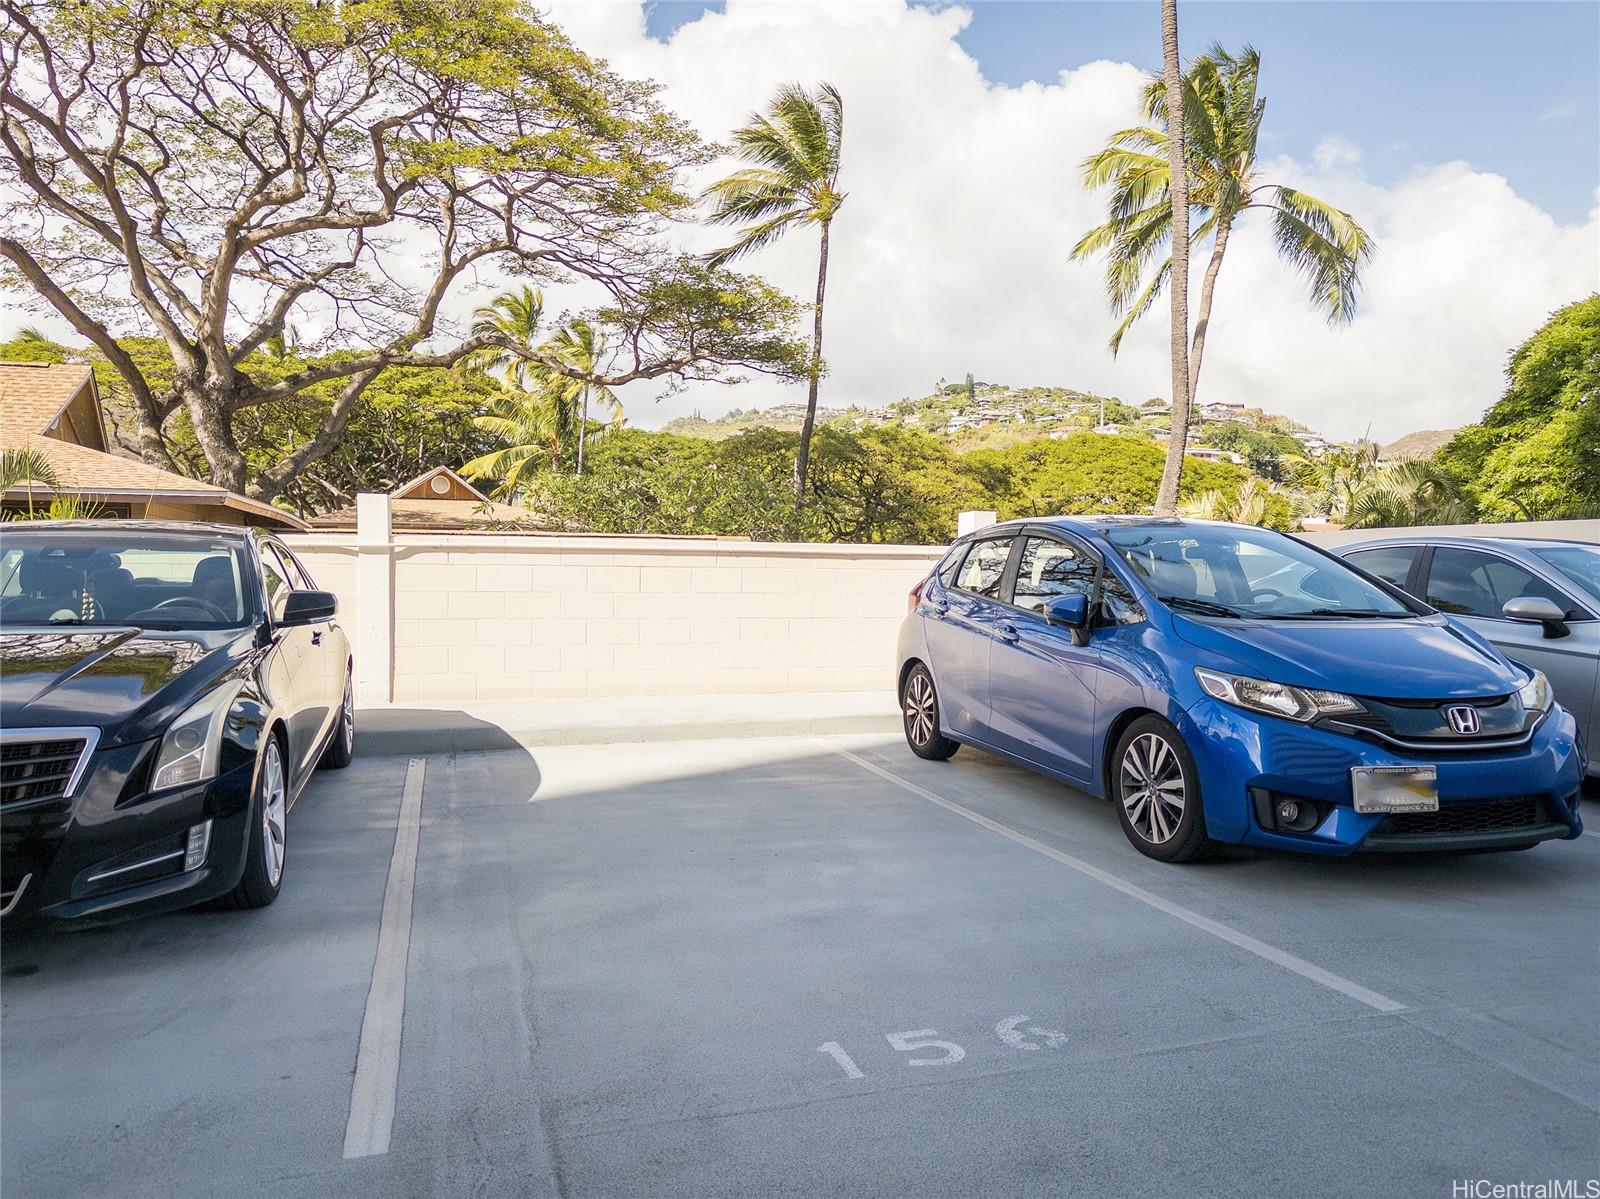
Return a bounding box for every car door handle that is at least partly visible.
[931,599,949,614]
[997,622,1019,643]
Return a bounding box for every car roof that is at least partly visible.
[960,515,1255,542]
[0,519,257,541]
[1336,534,1596,552]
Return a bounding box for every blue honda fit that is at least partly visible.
[897,517,1585,862]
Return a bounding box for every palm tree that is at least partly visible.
[460,390,567,497]
[703,81,846,507]
[1345,459,1467,529]
[542,320,622,476]
[1287,443,1378,522]
[1073,44,1374,511]
[0,447,101,520]
[1156,0,1192,516]
[467,286,546,390]
[1179,475,1281,526]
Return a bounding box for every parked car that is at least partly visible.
[0,522,353,924]
[1334,536,1598,780]
[897,517,1585,862]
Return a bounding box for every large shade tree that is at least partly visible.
[703,82,846,506]
[1073,44,1374,510]
[0,0,807,501]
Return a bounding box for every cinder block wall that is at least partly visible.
[285,532,942,702]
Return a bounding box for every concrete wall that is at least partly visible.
[286,525,941,703]
[286,510,1595,705]
[1297,518,1598,548]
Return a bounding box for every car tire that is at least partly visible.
[216,735,287,910]
[1112,715,1214,863]
[319,671,355,770]
[901,663,960,761]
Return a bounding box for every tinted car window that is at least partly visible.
[1344,546,1420,590]
[259,546,293,621]
[1425,547,1576,618]
[1013,537,1096,613]
[954,538,1011,599]
[0,532,249,628]
[1100,572,1146,625]
[1532,545,1600,606]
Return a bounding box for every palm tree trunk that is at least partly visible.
[1186,215,1231,405]
[792,219,831,510]
[577,385,589,476]
[1153,0,1191,517]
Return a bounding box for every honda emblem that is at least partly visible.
[1444,705,1482,735]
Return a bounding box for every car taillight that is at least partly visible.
[908,578,926,615]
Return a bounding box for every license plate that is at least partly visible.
[1351,765,1439,813]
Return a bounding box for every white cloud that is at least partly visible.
[6,0,1596,445]
[1540,100,1577,123]
[536,0,1599,443]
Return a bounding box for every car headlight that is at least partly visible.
[1517,669,1552,714]
[1195,667,1363,723]
[151,681,244,792]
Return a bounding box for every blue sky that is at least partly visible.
[644,1,1600,223]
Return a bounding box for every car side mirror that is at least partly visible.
[280,589,337,626]
[1501,595,1569,639]
[1043,593,1091,645]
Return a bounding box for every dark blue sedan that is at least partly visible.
[897,517,1585,861]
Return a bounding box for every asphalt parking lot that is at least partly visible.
[3,733,1597,1198]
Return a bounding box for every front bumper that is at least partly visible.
[1,739,255,925]
[1178,698,1585,856]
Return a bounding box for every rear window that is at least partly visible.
[1344,546,1420,591]
[954,538,1011,599]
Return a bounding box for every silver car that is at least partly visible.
[1335,536,1599,779]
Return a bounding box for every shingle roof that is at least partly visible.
[0,360,306,529]
[0,361,94,442]
[308,496,542,531]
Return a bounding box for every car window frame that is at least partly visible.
[255,541,298,625]
[1007,528,1110,622]
[1342,543,1427,595]
[1420,543,1593,623]
[948,533,1018,603]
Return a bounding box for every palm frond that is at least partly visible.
[1268,186,1375,322]
[704,210,805,268]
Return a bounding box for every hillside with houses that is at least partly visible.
[664,378,1350,463]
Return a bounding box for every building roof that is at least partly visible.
[391,465,489,503]
[0,361,306,529]
[0,360,97,444]
[308,496,542,531]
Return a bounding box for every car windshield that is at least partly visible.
[0,530,252,630]
[1102,523,1415,618]
[1532,544,1600,604]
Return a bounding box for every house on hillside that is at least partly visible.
[0,360,304,528]
[1185,447,1245,466]
[308,466,536,532]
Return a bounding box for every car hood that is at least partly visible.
[0,626,251,740]
[1170,613,1525,700]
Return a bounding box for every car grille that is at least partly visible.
[1321,693,1531,750]
[1,737,90,807]
[1374,796,1543,837]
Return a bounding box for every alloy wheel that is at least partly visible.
[1120,732,1186,844]
[340,683,354,755]
[904,671,936,747]
[261,739,287,886]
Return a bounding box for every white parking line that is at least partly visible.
[342,757,426,1159]
[817,739,1407,1015]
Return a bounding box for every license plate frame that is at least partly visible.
[1351,764,1439,814]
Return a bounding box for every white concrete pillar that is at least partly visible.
[957,509,997,537]
[354,492,393,704]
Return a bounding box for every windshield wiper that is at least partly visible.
[1249,607,1413,620]
[1157,595,1246,618]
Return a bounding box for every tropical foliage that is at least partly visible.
[0,0,808,498]
[704,82,846,504]
[1073,43,1373,509]
[1436,295,1600,521]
